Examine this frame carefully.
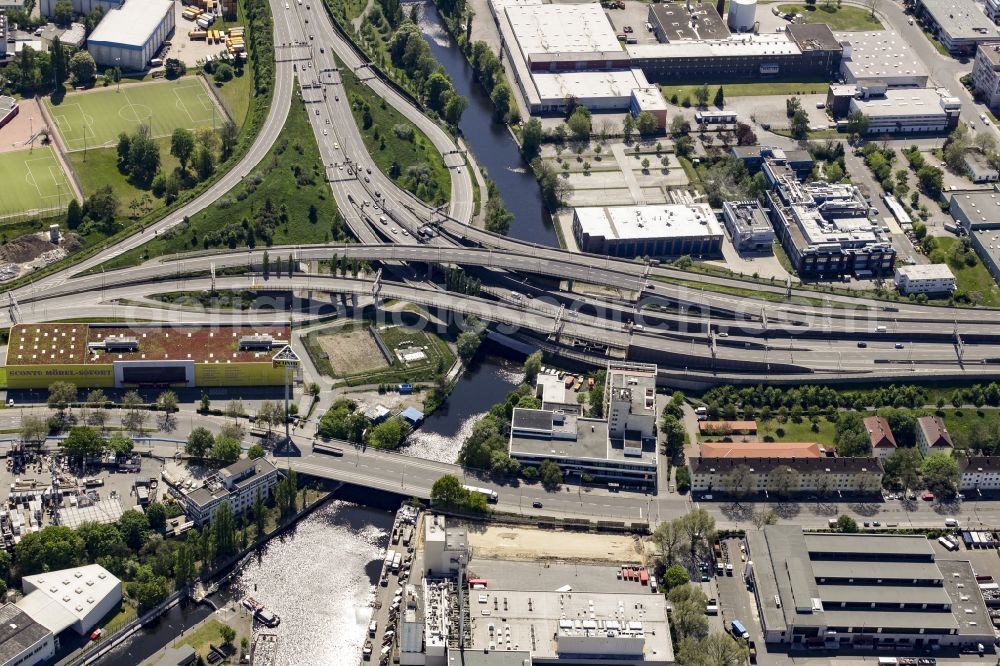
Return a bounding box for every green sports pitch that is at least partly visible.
[45,79,223,152]
[0,147,73,217]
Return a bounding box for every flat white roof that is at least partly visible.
[18,564,121,634]
[896,263,956,280]
[532,68,648,103]
[850,88,957,118]
[575,203,723,241]
[505,2,623,56]
[631,85,668,111]
[88,0,173,48]
[628,33,800,58]
[838,30,928,81]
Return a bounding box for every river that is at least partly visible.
[404,353,523,463]
[95,501,393,666]
[417,2,560,247]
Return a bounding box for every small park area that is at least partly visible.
[45,79,224,151]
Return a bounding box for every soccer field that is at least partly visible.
[46,79,223,152]
[0,146,73,217]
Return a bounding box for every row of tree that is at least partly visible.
[316,398,412,450]
[387,23,467,125]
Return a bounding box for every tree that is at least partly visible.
[834,412,872,457]
[367,417,410,450]
[521,117,543,160]
[170,128,195,172]
[668,585,710,641]
[884,447,922,492]
[660,414,686,460]
[694,83,710,107]
[678,509,716,561]
[722,464,754,502]
[186,427,214,458]
[16,526,85,575]
[20,415,48,447]
[212,502,237,557]
[790,109,809,139]
[195,144,215,181]
[50,35,67,86]
[77,522,126,561]
[48,381,77,415]
[457,329,484,362]
[567,106,592,140]
[917,165,944,197]
[735,122,757,146]
[220,625,237,647]
[846,110,870,138]
[211,437,242,465]
[662,564,690,591]
[248,443,266,459]
[431,474,465,506]
[834,514,859,533]
[524,351,543,385]
[922,452,959,497]
[174,543,196,588]
[767,465,800,498]
[713,86,724,108]
[53,1,73,25]
[127,565,170,611]
[220,120,239,161]
[622,113,636,141]
[637,111,658,137]
[538,459,563,488]
[146,502,167,531]
[123,125,160,188]
[156,390,178,413]
[66,198,83,229]
[213,62,234,83]
[652,520,684,566]
[69,50,96,84]
[119,510,150,550]
[677,633,748,666]
[62,426,103,458]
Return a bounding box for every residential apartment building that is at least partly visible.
[689,457,883,495]
[174,457,280,525]
[894,264,957,295]
[959,456,1000,491]
[747,526,993,649]
[863,416,897,459]
[917,416,954,456]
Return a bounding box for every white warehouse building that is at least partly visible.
[849,88,961,134]
[87,0,175,72]
[894,263,956,295]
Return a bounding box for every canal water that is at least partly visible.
[417,2,560,247]
[96,501,393,666]
[404,354,523,463]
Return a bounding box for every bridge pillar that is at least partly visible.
[350,293,358,309]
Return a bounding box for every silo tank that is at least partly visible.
[727,0,757,32]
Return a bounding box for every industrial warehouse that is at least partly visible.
[572,203,723,258]
[85,0,175,71]
[1,323,293,389]
[490,0,842,114]
[747,526,993,650]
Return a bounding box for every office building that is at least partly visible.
[173,457,280,525]
[722,200,774,252]
[764,158,895,278]
[893,264,956,295]
[535,373,581,414]
[0,96,17,131]
[0,13,8,59]
[848,88,961,134]
[837,30,929,87]
[863,416,897,459]
[747,526,993,649]
[917,416,954,455]
[689,456,883,494]
[0,604,54,666]
[572,203,723,259]
[3,323,292,389]
[17,564,122,636]
[915,0,1000,54]
[87,0,175,71]
[959,456,1000,491]
[509,363,658,490]
[423,514,470,576]
[629,86,668,129]
[973,43,1000,109]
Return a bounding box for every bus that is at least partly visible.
[462,485,498,503]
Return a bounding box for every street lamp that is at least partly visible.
[115,58,121,93]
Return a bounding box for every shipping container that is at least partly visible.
[639,568,649,585]
[188,30,207,39]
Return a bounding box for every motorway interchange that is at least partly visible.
[4,3,1000,398]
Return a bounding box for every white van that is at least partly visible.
[945,518,959,528]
